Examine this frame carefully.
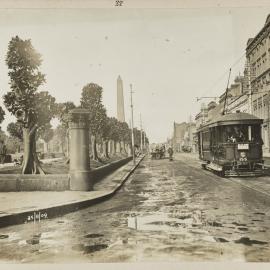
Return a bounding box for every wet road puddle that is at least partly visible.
[234,237,268,246]
[72,243,108,254]
[84,233,104,239]
[127,212,216,243]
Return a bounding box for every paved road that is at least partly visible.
[0,153,270,262]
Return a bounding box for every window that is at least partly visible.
[202,131,210,150]
[258,97,263,118]
[253,100,257,112]
[263,94,268,118]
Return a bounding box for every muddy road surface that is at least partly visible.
[0,153,270,262]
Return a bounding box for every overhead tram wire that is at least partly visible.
[199,52,246,100]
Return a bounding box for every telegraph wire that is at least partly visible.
[199,52,246,99]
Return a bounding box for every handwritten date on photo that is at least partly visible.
[26,212,48,223]
[115,0,124,7]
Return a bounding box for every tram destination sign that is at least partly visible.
[237,143,249,150]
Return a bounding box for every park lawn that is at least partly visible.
[0,154,129,175]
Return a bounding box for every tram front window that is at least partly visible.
[224,125,248,143]
[223,125,262,144]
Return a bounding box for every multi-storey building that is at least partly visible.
[172,121,196,152]
[195,103,208,128]
[246,14,270,152]
[220,75,249,114]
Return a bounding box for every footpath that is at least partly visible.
[0,155,144,229]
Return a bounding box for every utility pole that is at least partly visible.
[222,68,232,115]
[246,60,253,114]
[143,128,146,149]
[189,115,192,150]
[130,84,135,165]
[140,113,143,152]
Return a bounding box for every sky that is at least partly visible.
[0,7,269,142]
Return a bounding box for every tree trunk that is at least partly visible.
[99,141,104,157]
[105,140,109,158]
[65,130,69,158]
[113,141,116,155]
[109,140,113,156]
[110,140,115,156]
[116,141,120,153]
[61,141,64,154]
[21,128,45,175]
[122,142,127,154]
[92,135,98,161]
[44,141,48,153]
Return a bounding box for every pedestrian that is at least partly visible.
[168,146,173,161]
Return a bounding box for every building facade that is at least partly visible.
[173,121,196,152]
[246,14,270,152]
[195,103,208,128]
[220,75,249,114]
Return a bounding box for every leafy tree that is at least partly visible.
[106,117,120,155]
[80,83,107,161]
[0,130,7,163]
[5,136,21,154]
[6,122,23,153]
[100,117,112,158]
[56,101,76,128]
[117,121,131,154]
[0,107,5,125]
[54,124,67,154]
[133,127,141,147]
[7,122,23,141]
[39,127,54,153]
[55,102,76,157]
[0,107,6,161]
[3,36,56,174]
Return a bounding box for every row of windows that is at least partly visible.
[251,50,270,77]
[252,71,270,90]
[253,94,268,119]
[249,33,270,60]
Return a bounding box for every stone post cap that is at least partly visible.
[69,107,89,115]
[68,108,90,126]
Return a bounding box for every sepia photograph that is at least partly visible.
[0,0,270,265]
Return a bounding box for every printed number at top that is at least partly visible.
[115,0,123,6]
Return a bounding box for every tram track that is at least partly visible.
[222,176,270,199]
[205,167,270,200]
[175,154,270,200]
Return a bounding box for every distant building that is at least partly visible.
[117,75,125,122]
[195,103,208,128]
[195,75,249,129]
[219,75,249,114]
[246,14,270,152]
[173,121,196,152]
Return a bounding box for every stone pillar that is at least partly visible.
[68,108,92,191]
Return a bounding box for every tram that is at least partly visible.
[197,112,264,177]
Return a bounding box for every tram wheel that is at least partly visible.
[201,164,206,170]
[217,169,225,178]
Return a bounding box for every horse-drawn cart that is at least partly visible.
[151,146,165,160]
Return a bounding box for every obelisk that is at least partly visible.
[117,75,125,122]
